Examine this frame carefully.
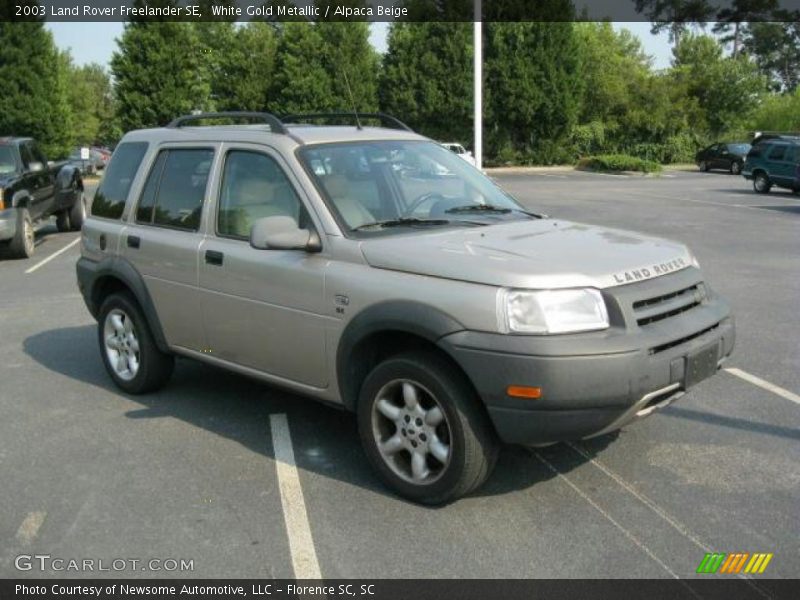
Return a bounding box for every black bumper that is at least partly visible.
[439,276,735,445]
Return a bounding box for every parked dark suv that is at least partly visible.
[743,138,800,194]
[696,142,751,175]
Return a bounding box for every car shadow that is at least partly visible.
[662,407,800,441]
[24,325,616,505]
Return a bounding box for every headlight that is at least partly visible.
[498,288,609,334]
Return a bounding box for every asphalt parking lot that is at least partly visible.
[1,170,798,590]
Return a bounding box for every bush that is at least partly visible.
[577,154,662,173]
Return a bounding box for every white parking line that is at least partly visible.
[532,452,695,590]
[269,413,321,579]
[16,511,46,545]
[725,368,800,406]
[25,238,80,274]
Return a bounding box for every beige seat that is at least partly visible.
[221,177,299,238]
[323,175,376,229]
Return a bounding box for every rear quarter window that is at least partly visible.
[91,142,148,220]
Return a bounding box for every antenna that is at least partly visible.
[342,70,363,130]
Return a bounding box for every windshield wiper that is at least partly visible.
[445,204,542,218]
[352,217,451,231]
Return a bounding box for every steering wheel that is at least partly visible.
[405,192,446,217]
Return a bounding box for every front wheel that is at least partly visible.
[730,161,742,175]
[357,352,498,505]
[98,292,174,394]
[699,161,709,172]
[753,172,771,194]
[8,208,35,258]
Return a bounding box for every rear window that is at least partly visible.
[91,142,148,220]
[767,145,787,161]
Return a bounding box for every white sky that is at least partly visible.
[46,21,676,71]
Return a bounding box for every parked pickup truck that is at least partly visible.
[0,137,85,258]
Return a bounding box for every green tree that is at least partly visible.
[223,22,279,111]
[65,61,116,146]
[379,22,473,144]
[270,22,332,114]
[742,18,800,92]
[111,1,212,131]
[671,33,767,135]
[317,21,379,112]
[0,15,74,158]
[747,87,800,130]
[485,21,584,164]
[633,0,714,44]
[712,0,777,58]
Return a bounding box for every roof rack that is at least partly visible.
[166,112,288,135]
[282,112,414,132]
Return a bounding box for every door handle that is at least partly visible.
[127,235,141,249]
[205,250,224,266]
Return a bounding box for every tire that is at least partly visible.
[97,291,174,394]
[68,185,85,231]
[699,161,709,172]
[357,351,499,505]
[8,208,35,259]
[753,172,771,194]
[55,210,71,232]
[730,161,741,175]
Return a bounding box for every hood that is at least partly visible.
[359,219,694,289]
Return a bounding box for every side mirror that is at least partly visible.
[28,161,44,173]
[250,216,322,252]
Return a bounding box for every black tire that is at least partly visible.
[8,208,35,259]
[698,160,709,172]
[357,351,499,505]
[68,185,85,231]
[730,161,742,175]
[55,210,71,232]
[753,171,771,194]
[97,291,174,394]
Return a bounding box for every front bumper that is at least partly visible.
[0,208,17,242]
[439,270,735,445]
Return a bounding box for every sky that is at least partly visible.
[46,21,675,70]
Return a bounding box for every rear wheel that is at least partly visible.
[8,208,34,258]
[730,161,742,175]
[98,292,174,394]
[753,172,771,194]
[55,210,71,232]
[357,351,498,505]
[699,160,709,172]
[68,184,85,231]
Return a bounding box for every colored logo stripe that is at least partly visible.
[697,552,773,574]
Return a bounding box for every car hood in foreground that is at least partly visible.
[359,219,694,289]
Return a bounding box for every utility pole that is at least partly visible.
[474,0,483,170]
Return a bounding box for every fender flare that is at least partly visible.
[80,256,170,353]
[11,190,32,209]
[335,301,464,411]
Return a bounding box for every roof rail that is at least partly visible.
[282,112,414,132]
[166,112,288,135]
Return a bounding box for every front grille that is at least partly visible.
[650,323,720,355]
[633,284,704,327]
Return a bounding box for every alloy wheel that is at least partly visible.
[371,379,452,485]
[103,308,141,381]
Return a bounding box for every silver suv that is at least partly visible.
[77,112,735,504]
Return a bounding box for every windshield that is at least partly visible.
[0,146,17,175]
[299,140,529,234]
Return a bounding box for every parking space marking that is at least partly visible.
[269,413,322,580]
[725,368,800,406]
[25,238,80,274]
[15,511,46,545]
[531,452,696,590]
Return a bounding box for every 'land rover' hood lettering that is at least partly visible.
[360,219,694,289]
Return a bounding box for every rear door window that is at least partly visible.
[135,148,213,231]
[767,145,787,161]
[91,142,148,220]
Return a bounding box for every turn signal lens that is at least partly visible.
[0,187,5,210]
[506,385,542,399]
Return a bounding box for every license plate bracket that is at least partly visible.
[685,342,719,389]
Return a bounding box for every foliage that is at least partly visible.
[747,88,800,131]
[0,21,74,158]
[742,20,800,92]
[577,154,663,173]
[111,2,212,131]
[64,60,117,146]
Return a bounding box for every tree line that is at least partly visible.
[0,0,798,164]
